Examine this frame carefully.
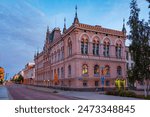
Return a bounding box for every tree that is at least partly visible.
[146,0,150,23]
[127,69,136,88]
[17,75,24,83]
[0,79,3,84]
[128,0,150,97]
[146,0,150,8]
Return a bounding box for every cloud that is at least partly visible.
[0,0,49,78]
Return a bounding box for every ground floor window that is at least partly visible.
[69,80,71,87]
[106,80,110,86]
[83,81,87,87]
[61,81,64,86]
[95,81,99,86]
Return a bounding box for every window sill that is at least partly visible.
[94,74,100,77]
[105,74,110,77]
[82,74,89,77]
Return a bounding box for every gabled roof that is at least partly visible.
[48,27,61,42]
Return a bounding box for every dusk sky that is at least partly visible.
[0,0,149,79]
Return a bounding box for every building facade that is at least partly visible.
[34,7,127,90]
[23,62,35,85]
[0,67,4,84]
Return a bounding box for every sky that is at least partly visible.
[0,0,149,79]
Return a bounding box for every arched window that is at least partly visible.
[61,46,64,59]
[58,50,60,61]
[103,41,110,57]
[68,65,71,76]
[81,40,84,54]
[96,42,99,55]
[51,53,53,63]
[57,68,60,79]
[94,65,99,75]
[81,38,88,54]
[105,65,110,76]
[54,51,56,62]
[61,67,64,78]
[116,44,122,58]
[93,40,99,55]
[93,41,95,55]
[68,38,72,56]
[82,64,88,75]
[117,66,122,75]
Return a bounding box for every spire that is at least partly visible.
[34,50,37,58]
[36,48,39,56]
[122,18,126,34]
[47,26,49,32]
[46,25,50,43]
[63,17,66,33]
[73,5,79,24]
[75,5,77,18]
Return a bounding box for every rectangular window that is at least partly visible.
[83,82,87,87]
[95,81,99,86]
[107,45,109,56]
[62,51,64,59]
[106,81,110,86]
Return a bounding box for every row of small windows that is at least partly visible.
[53,67,64,79]
[82,64,122,76]
[83,80,111,87]
[51,47,64,63]
[51,39,73,63]
[51,38,122,63]
[68,64,122,76]
[53,64,122,79]
[81,38,122,58]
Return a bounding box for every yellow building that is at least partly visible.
[0,67,5,82]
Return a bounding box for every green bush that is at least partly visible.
[106,90,136,97]
[119,90,126,97]
[125,91,136,97]
[106,90,150,99]
[136,95,150,100]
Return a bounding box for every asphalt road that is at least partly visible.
[0,86,10,100]
[6,84,78,100]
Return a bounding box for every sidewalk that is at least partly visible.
[26,85,142,100]
[0,85,11,100]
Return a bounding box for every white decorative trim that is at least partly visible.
[78,33,90,41]
[114,38,123,45]
[91,35,101,43]
[101,36,112,45]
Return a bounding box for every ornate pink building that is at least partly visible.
[34,6,127,90]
